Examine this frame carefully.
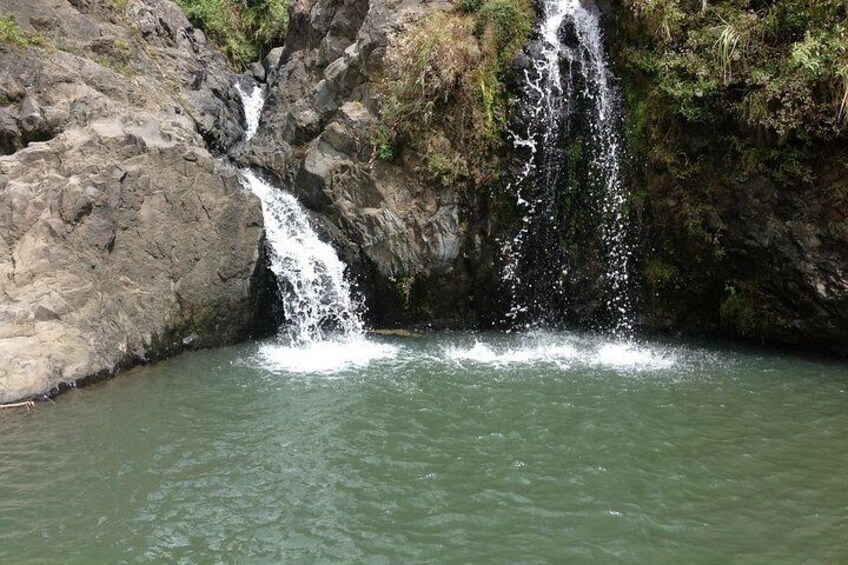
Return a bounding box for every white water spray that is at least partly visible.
[503,0,635,335]
[234,78,367,349]
[235,83,265,141]
[240,170,365,344]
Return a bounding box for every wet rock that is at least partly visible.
[237,0,486,326]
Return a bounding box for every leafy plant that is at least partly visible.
[374,127,395,161]
[173,0,289,68]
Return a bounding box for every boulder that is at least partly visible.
[0,0,267,402]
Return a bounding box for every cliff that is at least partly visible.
[608,0,848,354]
[1,0,845,404]
[0,0,271,402]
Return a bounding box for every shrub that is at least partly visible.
[173,0,289,68]
[378,0,533,183]
[622,0,848,136]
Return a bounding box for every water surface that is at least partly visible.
[1,332,847,563]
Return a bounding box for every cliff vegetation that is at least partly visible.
[376,0,533,185]
[173,0,289,66]
[614,0,848,348]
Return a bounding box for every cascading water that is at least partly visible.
[235,81,373,359]
[235,83,265,141]
[239,170,364,344]
[503,0,635,336]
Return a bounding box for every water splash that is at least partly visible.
[240,170,364,344]
[503,0,635,336]
[443,333,676,372]
[235,83,265,141]
[254,335,398,375]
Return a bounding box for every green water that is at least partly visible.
[1,332,847,563]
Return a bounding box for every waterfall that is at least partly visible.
[240,170,364,344]
[235,82,364,346]
[235,83,265,141]
[503,0,634,335]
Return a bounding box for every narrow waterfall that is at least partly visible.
[235,83,265,141]
[239,170,364,344]
[235,83,364,345]
[503,0,634,335]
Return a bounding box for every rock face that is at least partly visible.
[637,134,848,356]
[0,0,267,402]
[237,0,504,328]
[604,6,848,356]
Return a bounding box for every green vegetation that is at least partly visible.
[622,0,848,136]
[719,283,785,337]
[108,0,131,12]
[94,37,136,75]
[614,0,847,341]
[377,0,533,183]
[172,0,289,68]
[0,15,37,48]
[375,127,395,161]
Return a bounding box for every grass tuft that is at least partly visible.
[0,15,34,48]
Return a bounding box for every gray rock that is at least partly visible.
[0,0,267,402]
[237,0,477,326]
[249,62,266,83]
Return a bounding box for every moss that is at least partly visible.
[609,1,848,342]
[719,283,786,338]
[620,0,848,137]
[108,0,131,12]
[644,257,679,287]
[173,0,289,68]
[95,38,136,76]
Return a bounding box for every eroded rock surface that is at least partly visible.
[0,0,265,402]
[237,0,502,327]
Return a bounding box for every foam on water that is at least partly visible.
[443,334,676,372]
[444,341,580,367]
[254,336,399,375]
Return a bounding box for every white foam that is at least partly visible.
[443,336,676,372]
[255,336,398,375]
[445,341,579,367]
[240,170,364,344]
[592,342,675,370]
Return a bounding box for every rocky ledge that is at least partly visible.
[0,0,268,402]
[235,0,506,329]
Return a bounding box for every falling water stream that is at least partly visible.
[504,0,634,334]
[239,169,364,344]
[237,81,364,344]
[234,82,394,371]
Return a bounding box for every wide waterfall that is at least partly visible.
[503,0,634,335]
